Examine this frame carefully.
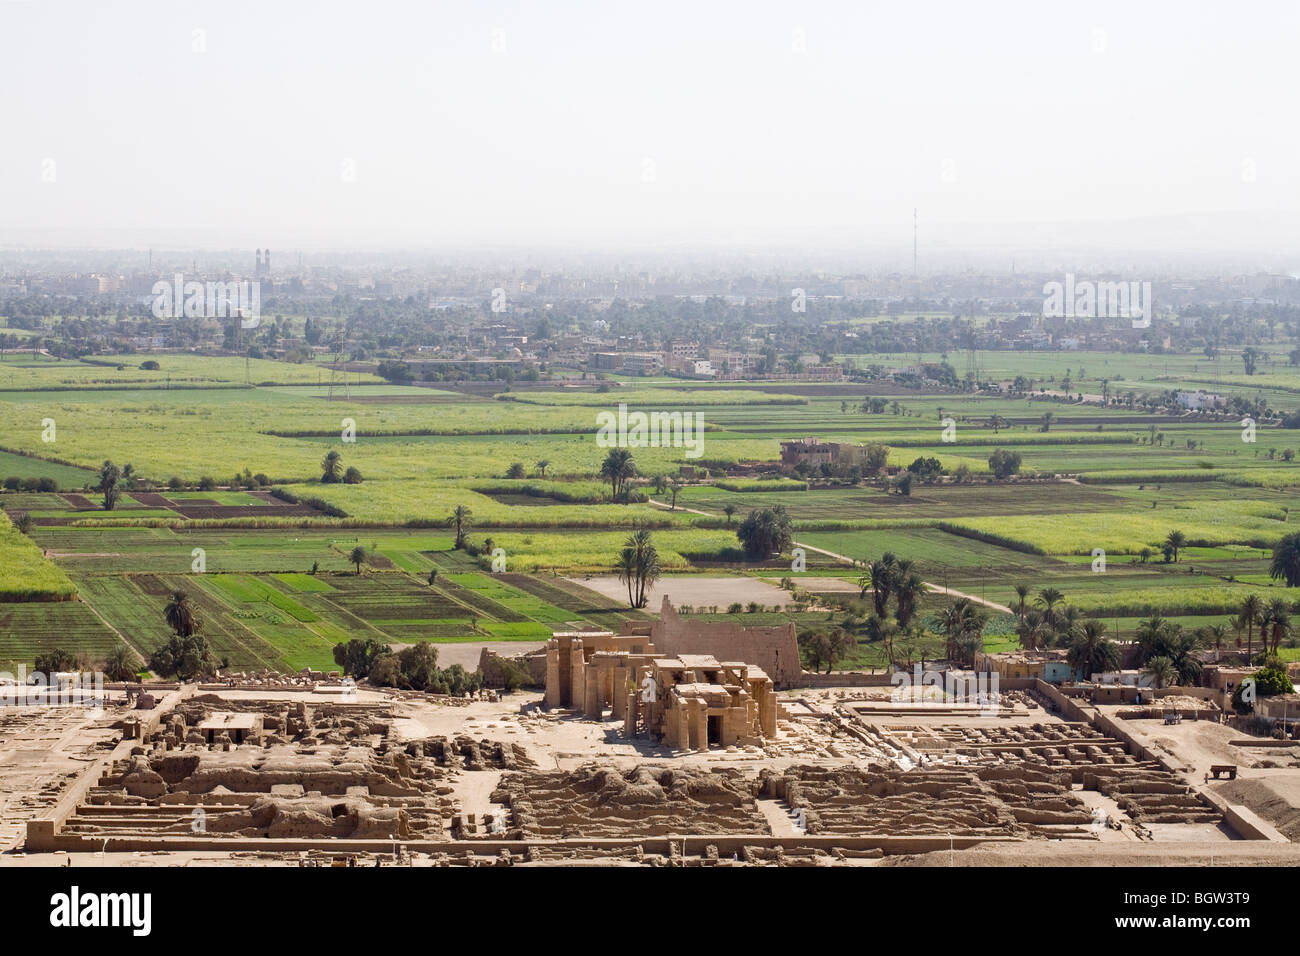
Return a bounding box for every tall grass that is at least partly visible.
[0,511,78,601]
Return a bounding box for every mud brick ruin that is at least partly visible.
[12,609,1296,866]
[492,765,770,839]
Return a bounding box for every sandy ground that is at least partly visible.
[1103,709,1284,779]
[1212,773,1300,841]
[567,574,793,608]
[883,840,1300,866]
[0,702,128,851]
[7,681,1298,867]
[791,577,861,592]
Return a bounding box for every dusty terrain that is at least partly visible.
[567,575,794,609]
[4,675,1290,867]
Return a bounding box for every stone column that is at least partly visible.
[568,639,585,710]
[689,698,708,751]
[583,661,601,717]
[543,640,561,708]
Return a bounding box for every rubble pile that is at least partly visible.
[493,764,770,838]
[763,764,1094,835]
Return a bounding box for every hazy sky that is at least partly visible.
[3,0,1298,262]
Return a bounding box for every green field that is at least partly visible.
[0,353,1296,675]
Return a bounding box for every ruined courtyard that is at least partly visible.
[5,664,1300,868]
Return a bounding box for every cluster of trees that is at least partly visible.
[320,450,362,484]
[599,448,638,502]
[1009,585,1125,679]
[1130,614,1206,688]
[150,590,220,680]
[1231,594,1295,658]
[331,638,516,693]
[859,552,927,627]
[33,645,138,682]
[1011,585,1298,689]
[2,475,58,492]
[503,459,554,480]
[798,626,856,673]
[736,505,794,559]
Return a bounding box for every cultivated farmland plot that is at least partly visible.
[0,364,1296,677]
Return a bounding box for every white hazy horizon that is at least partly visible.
[2,0,1298,267]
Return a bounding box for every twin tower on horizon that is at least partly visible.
[254,248,272,278]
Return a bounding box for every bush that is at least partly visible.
[149,633,217,680]
[1233,664,1295,712]
[497,658,532,691]
[988,448,1022,479]
[332,638,389,678]
[35,648,79,674]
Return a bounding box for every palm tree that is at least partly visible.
[615,528,660,608]
[321,449,343,483]
[164,590,198,638]
[1067,620,1120,679]
[939,597,987,666]
[894,570,925,628]
[878,625,898,669]
[1239,594,1263,661]
[1198,622,1228,662]
[1036,587,1065,628]
[867,553,897,618]
[1054,605,1084,645]
[668,477,684,510]
[600,448,637,502]
[449,505,472,549]
[1016,608,1052,652]
[1134,613,1171,652]
[349,545,367,575]
[103,645,138,682]
[1142,655,1178,689]
[615,547,639,608]
[535,459,551,478]
[1164,530,1187,563]
[1270,532,1300,587]
[1012,583,1030,620]
[1261,598,1293,655]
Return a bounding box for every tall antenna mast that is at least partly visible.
[912,208,918,277]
